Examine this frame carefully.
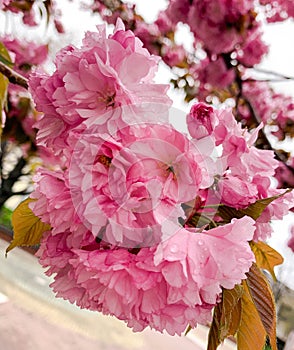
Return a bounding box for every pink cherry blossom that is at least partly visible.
[1,37,48,76]
[260,0,294,22]
[165,0,191,24]
[217,175,258,209]
[161,44,186,67]
[155,11,175,34]
[67,121,210,247]
[188,0,255,54]
[237,27,269,67]
[36,215,255,335]
[29,19,171,155]
[202,57,236,89]
[187,102,216,139]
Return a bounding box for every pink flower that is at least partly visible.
[1,37,48,76]
[67,121,210,247]
[187,103,216,139]
[155,216,255,291]
[155,11,175,34]
[188,0,252,54]
[162,45,186,67]
[260,0,294,22]
[237,28,269,67]
[29,19,171,155]
[133,21,161,56]
[165,0,191,24]
[30,170,79,236]
[36,216,255,335]
[197,57,236,90]
[275,163,294,188]
[217,175,258,209]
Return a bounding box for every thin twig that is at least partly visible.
[242,94,294,175]
[0,61,28,89]
[244,78,294,83]
[251,67,294,80]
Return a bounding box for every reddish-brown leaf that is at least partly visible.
[246,264,278,350]
[207,285,243,350]
[236,280,267,350]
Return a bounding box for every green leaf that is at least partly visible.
[0,72,8,135]
[216,189,292,223]
[0,42,13,67]
[0,42,11,135]
[250,241,284,281]
[6,198,51,254]
[207,284,243,350]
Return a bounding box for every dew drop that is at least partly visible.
[197,239,204,246]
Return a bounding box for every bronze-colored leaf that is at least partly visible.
[237,280,267,350]
[246,264,278,350]
[251,241,283,281]
[6,198,51,254]
[219,286,243,340]
[207,284,243,350]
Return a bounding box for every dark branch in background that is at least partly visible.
[0,61,28,89]
[0,155,28,208]
[252,67,294,81]
[226,55,294,177]
[244,78,294,83]
[238,84,294,176]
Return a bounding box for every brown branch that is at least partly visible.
[251,67,294,80]
[242,94,294,175]
[231,65,294,177]
[0,61,28,89]
[243,78,294,83]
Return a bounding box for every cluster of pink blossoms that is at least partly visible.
[1,37,48,145]
[29,20,293,335]
[0,0,64,32]
[1,37,48,76]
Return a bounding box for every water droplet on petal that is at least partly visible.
[197,239,204,246]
